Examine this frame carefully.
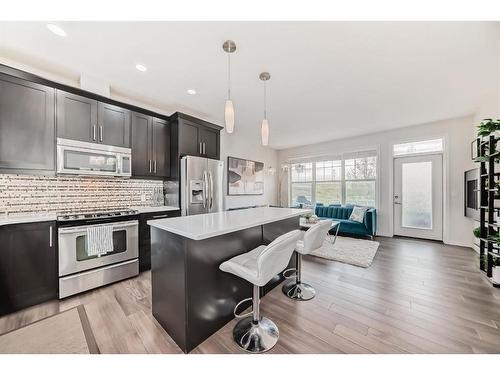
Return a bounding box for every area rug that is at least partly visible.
[0,305,99,354]
[310,236,380,268]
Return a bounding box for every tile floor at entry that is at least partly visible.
[1,236,500,354]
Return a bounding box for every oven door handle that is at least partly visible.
[58,221,139,234]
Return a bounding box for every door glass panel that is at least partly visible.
[64,150,117,172]
[402,161,432,229]
[76,230,127,261]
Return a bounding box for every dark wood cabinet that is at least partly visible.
[138,210,180,272]
[131,112,152,177]
[152,117,171,177]
[169,113,222,178]
[98,102,131,147]
[56,90,98,143]
[131,112,170,178]
[177,117,220,160]
[0,221,57,317]
[0,74,55,173]
[178,119,201,157]
[57,90,131,147]
[199,126,219,159]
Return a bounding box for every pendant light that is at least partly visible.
[259,72,271,146]
[223,40,236,133]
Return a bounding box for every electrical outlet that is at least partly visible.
[140,194,146,202]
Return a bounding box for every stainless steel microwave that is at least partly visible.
[57,138,132,177]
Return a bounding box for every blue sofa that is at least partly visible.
[315,204,377,239]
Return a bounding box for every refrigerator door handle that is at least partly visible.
[208,171,214,210]
[202,170,208,209]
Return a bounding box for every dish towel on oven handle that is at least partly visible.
[86,224,114,256]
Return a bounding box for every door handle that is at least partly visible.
[152,214,169,219]
[209,171,214,210]
[203,143,206,155]
[154,160,157,173]
[99,125,103,142]
[199,142,202,155]
[202,170,208,209]
[92,124,96,141]
[49,225,53,247]
[149,160,152,173]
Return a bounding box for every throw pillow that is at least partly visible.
[349,206,368,223]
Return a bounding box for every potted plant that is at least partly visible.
[477,119,500,137]
[473,227,481,238]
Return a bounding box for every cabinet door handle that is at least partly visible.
[203,142,206,155]
[152,214,169,219]
[49,225,53,248]
[92,124,96,141]
[154,160,157,173]
[149,160,152,173]
[199,142,202,154]
[99,125,103,142]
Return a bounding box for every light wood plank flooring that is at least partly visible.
[1,236,500,354]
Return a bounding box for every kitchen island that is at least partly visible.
[148,207,309,353]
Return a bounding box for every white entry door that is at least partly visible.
[394,154,443,240]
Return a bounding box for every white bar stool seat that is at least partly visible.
[219,229,301,353]
[282,219,333,301]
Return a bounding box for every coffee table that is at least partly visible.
[299,218,340,245]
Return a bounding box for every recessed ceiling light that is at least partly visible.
[135,64,147,72]
[46,23,67,37]
[187,89,197,95]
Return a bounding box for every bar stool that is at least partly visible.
[219,229,301,353]
[282,219,333,301]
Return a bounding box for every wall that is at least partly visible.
[220,131,279,209]
[278,115,475,247]
[0,174,163,215]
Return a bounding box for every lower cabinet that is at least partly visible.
[138,210,180,272]
[0,221,57,317]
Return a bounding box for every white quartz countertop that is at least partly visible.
[130,205,180,214]
[0,213,58,226]
[148,207,311,240]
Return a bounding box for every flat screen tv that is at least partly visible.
[464,168,479,221]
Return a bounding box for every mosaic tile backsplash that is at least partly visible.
[0,174,165,215]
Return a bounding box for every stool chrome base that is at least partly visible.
[282,281,316,301]
[233,316,279,353]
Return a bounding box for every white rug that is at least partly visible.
[310,236,380,268]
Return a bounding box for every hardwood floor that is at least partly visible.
[1,236,500,354]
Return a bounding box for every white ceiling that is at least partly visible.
[0,22,499,149]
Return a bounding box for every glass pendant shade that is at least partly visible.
[225,100,235,133]
[261,118,269,146]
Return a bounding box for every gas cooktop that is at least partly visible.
[57,209,138,222]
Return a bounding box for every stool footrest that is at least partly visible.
[234,297,253,319]
[282,268,297,280]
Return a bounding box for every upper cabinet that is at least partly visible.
[98,102,131,148]
[56,90,130,148]
[0,73,55,173]
[169,112,222,179]
[131,112,170,179]
[56,90,97,143]
[174,113,221,159]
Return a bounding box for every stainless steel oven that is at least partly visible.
[56,138,132,177]
[58,218,139,298]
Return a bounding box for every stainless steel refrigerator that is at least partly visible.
[180,156,224,216]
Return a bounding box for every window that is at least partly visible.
[344,155,377,206]
[315,160,341,205]
[290,163,313,206]
[289,151,377,208]
[393,138,443,156]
